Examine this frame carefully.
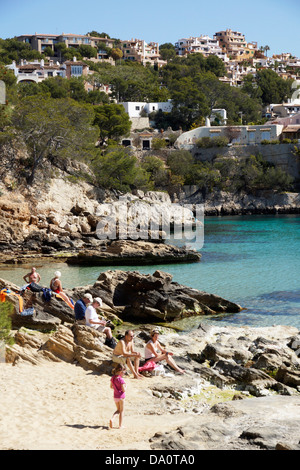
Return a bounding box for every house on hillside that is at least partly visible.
[16,33,114,62]
[214,29,257,61]
[270,100,300,119]
[120,39,167,67]
[175,35,228,61]
[175,124,284,149]
[6,59,65,83]
[120,100,173,130]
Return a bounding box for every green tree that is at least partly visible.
[167,150,193,177]
[0,302,13,347]
[93,147,150,191]
[78,44,97,59]
[0,38,43,64]
[159,43,176,61]
[93,103,131,144]
[141,155,167,188]
[186,161,221,195]
[12,95,99,184]
[169,76,209,129]
[110,48,123,61]
[255,69,293,105]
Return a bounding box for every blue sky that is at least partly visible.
[1,0,299,57]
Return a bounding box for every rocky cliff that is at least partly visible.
[0,168,201,264]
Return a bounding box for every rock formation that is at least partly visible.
[4,320,300,450]
[0,269,242,329]
[0,180,201,265]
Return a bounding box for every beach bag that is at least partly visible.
[104,336,117,349]
[42,288,52,302]
[20,307,35,316]
[29,282,43,292]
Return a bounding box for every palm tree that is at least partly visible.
[264,45,270,57]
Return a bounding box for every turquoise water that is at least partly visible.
[1,214,300,329]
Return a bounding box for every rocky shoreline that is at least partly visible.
[1,267,300,450]
[179,188,300,216]
[1,169,300,266]
[4,316,300,450]
[0,269,242,329]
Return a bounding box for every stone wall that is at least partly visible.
[193,143,300,180]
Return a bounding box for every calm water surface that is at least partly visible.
[1,214,300,329]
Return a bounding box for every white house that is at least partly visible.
[175,124,284,149]
[6,59,66,83]
[175,35,228,62]
[120,100,173,118]
[270,99,300,118]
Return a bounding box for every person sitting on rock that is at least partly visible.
[112,330,143,379]
[50,271,72,305]
[144,329,185,374]
[74,293,93,324]
[85,297,114,347]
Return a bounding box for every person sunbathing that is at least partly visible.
[144,329,185,374]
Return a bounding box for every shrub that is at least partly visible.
[151,137,167,150]
[195,136,229,148]
[0,302,14,347]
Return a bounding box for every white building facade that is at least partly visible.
[120,100,173,118]
[175,124,284,149]
[175,35,228,61]
[6,59,66,83]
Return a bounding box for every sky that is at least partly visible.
[1,0,300,57]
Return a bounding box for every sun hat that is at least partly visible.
[54,271,61,278]
[150,329,160,336]
[83,293,93,302]
[93,297,103,307]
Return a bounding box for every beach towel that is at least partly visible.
[0,288,24,313]
[138,360,157,372]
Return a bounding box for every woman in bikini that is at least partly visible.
[50,271,72,305]
[144,329,185,374]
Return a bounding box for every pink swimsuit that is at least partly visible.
[111,375,125,401]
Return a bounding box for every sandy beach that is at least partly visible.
[0,361,193,450]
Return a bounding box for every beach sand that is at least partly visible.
[0,361,193,450]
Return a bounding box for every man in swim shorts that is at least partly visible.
[23,267,41,284]
[112,330,143,379]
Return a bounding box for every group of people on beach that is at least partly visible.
[23,266,185,429]
[109,328,185,428]
[23,267,72,305]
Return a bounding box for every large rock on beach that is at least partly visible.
[4,311,300,450]
[65,240,201,266]
[73,269,242,322]
[0,268,241,329]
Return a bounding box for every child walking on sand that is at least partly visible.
[110,364,126,429]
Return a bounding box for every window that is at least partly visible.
[135,106,140,111]
[261,131,271,141]
[248,131,255,142]
[71,65,83,76]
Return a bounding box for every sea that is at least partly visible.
[1,214,300,330]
